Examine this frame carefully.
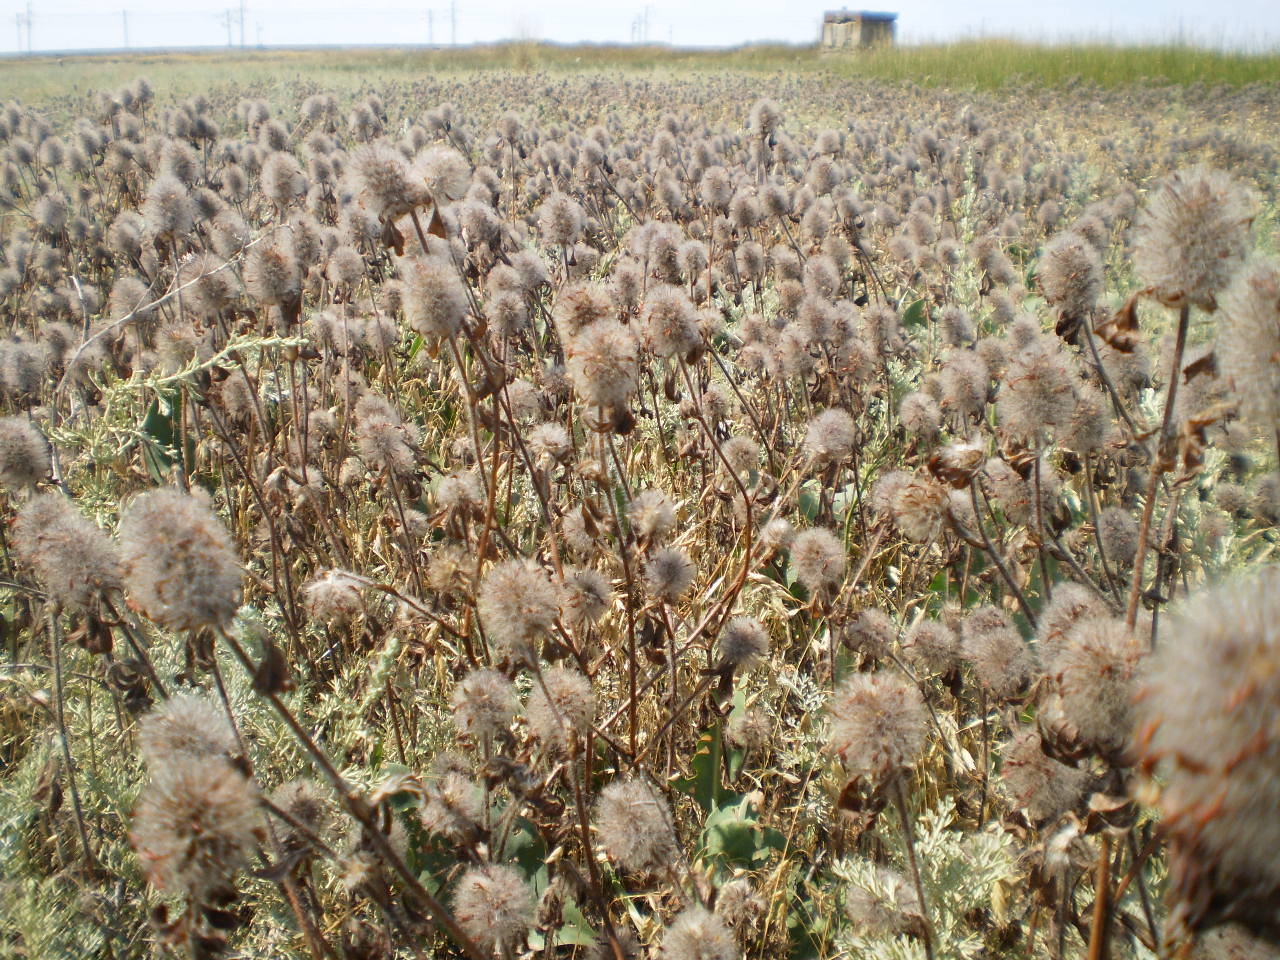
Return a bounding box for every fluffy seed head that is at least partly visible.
[641,284,701,359]
[998,335,1078,443]
[891,474,950,544]
[244,236,301,306]
[526,666,595,752]
[1001,727,1090,824]
[803,408,856,465]
[1134,166,1256,312]
[12,492,121,609]
[644,546,695,603]
[0,416,50,491]
[962,605,1038,701]
[119,488,242,631]
[595,778,677,874]
[451,668,517,739]
[352,141,426,219]
[477,561,559,662]
[717,616,769,670]
[628,487,677,542]
[1039,231,1103,320]
[903,619,961,676]
[827,671,928,787]
[660,906,739,960]
[1216,254,1280,438]
[538,191,585,247]
[1135,566,1280,936]
[302,569,364,625]
[412,145,471,203]
[131,755,258,901]
[400,255,468,341]
[565,322,638,411]
[138,692,238,767]
[452,864,535,956]
[1050,616,1145,753]
[789,527,846,593]
[140,173,195,239]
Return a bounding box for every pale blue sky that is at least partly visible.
[2,0,1277,53]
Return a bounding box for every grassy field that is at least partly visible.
[1,37,1279,103]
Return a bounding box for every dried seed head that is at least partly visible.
[526,666,595,753]
[891,474,950,544]
[1050,616,1145,753]
[565,322,639,411]
[131,754,258,901]
[1135,566,1280,936]
[716,616,769,671]
[899,391,942,444]
[1098,507,1139,567]
[1134,166,1256,313]
[827,671,927,788]
[400,255,468,341]
[420,771,482,842]
[0,416,50,491]
[138,692,238,767]
[354,393,418,478]
[962,605,1038,701]
[12,492,121,609]
[412,144,471,203]
[538,191,585,247]
[140,173,195,239]
[478,561,559,662]
[844,864,924,938]
[628,487,677,542]
[789,527,846,593]
[302,569,364,625]
[802,407,856,465]
[595,778,677,874]
[644,546,695,603]
[452,863,535,956]
[1036,581,1110,664]
[1039,231,1103,320]
[270,779,332,858]
[1001,727,1090,824]
[841,608,895,662]
[351,140,425,220]
[451,668,517,739]
[1216,254,1280,438]
[660,905,739,960]
[903,619,961,676]
[119,488,242,631]
[641,283,701,358]
[997,335,1078,443]
[244,236,301,306]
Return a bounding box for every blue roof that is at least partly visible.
[824,10,898,22]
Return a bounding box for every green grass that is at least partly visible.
[1,37,1278,103]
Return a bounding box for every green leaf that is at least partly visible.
[901,298,927,328]
[674,726,723,813]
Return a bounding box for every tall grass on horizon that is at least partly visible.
[1,37,1278,102]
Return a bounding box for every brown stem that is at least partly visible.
[1126,303,1190,631]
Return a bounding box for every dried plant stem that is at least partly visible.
[1126,303,1190,631]
[214,628,489,960]
[1087,831,1112,960]
[891,779,935,960]
[48,612,100,875]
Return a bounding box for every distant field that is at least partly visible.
[2,38,1279,102]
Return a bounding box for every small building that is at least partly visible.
[820,10,897,50]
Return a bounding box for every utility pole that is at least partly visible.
[223,9,233,46]
[238,0,245,47]
[427,10,433,45]
[22,1,31,53]
[449,0,456,45]
[122,9,128,48]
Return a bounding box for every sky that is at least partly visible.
[1,0,1277,54]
